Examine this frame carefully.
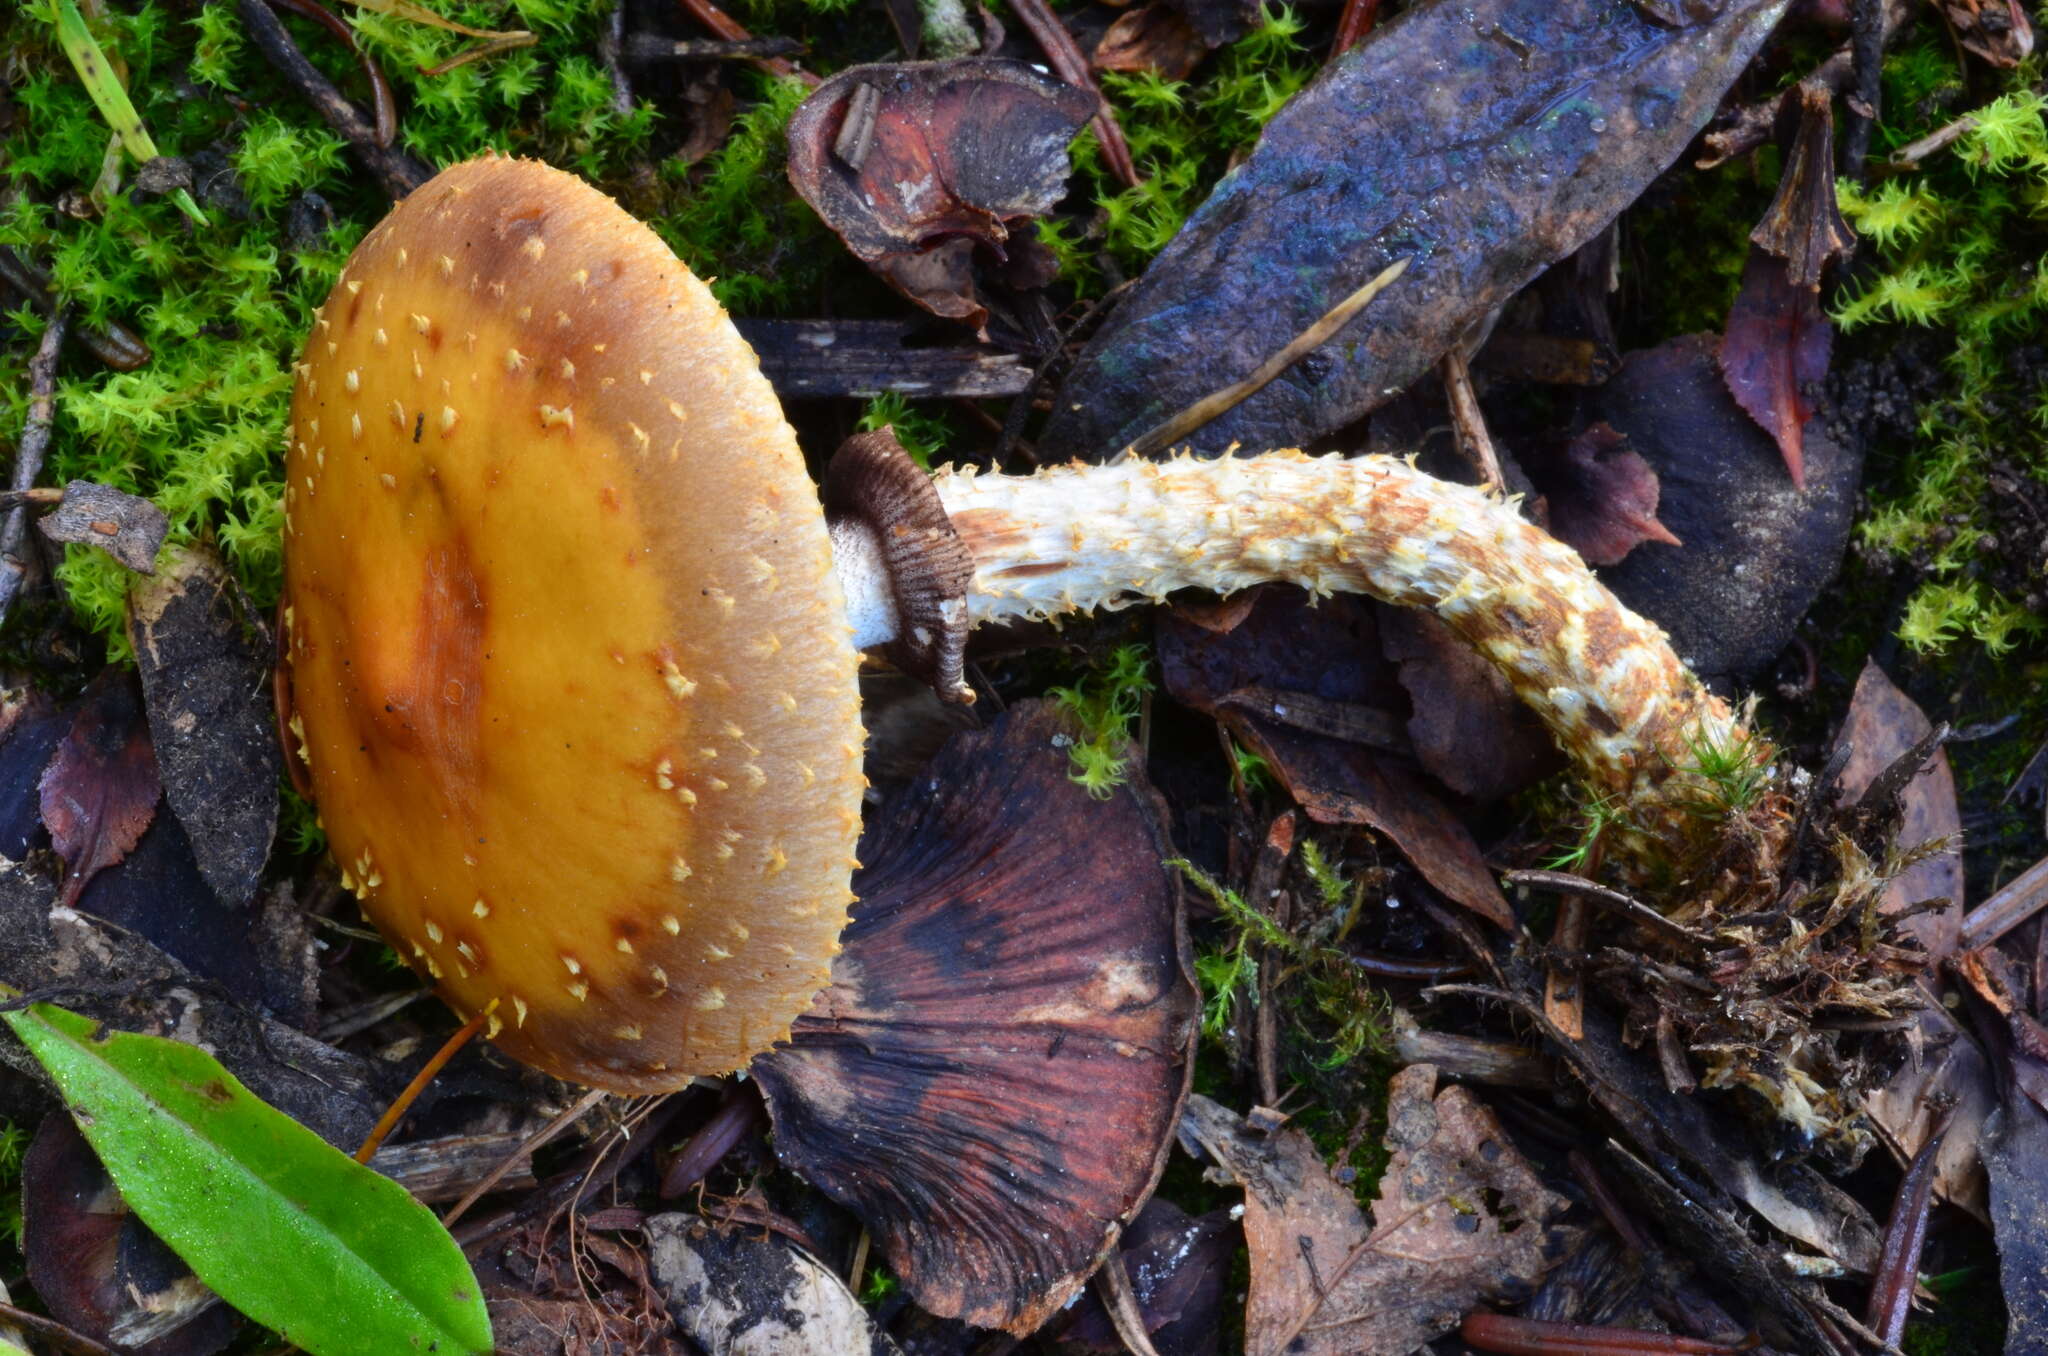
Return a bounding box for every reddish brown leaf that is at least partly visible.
[1718,251,1831,489]
[787,60,1095,330]
[752,699,1195,1335]
[37,669,160,908]
[1535,422,1682,567]
[1093,4,1208,80]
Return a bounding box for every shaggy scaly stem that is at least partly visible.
[843,451,1751,837]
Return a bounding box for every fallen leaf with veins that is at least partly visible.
[38,669,159,909]
[1182,1066,1570,1356]
[1534,423,1681,568]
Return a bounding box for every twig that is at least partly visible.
[263,0,397,146]
[1505,870,1714,949]
[442,1086,608,1226]
[1880,113,1977,173]
[1115,258,1409,460]
[1843,0,1886,180]
[0,248,148,370]
[1459,1313,1753,1354]
[1697,0,1910,170]
[624,33,801,61]
[1094,1251,1165,1356]
[672,0,814,85]
[1542,899,1588,1040]
[1251,811,1295,1108]
[238,0,429,198]
[0,306,71,625]
[0,1302,120,1356]
[1960,853,2048,952]
[1866,1105,1955,1345]
[1439,348,1505,493]
[1329,0,1382,59]
[1004,0,1140,188]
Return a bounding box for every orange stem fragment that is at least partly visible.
[354,1003,494,1163]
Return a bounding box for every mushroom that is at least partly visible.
[279,153,1744,1093]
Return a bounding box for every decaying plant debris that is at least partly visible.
[0,0,2045,1353]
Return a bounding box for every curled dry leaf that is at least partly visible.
[787,60,1095,330]
[645,1214,901,1356]
[1182,1068,1570,1356]
[37,668,159,909]
[1043,0,1790,458]
[1093,4,1208,80]
[752,700,1196,1335]
[38,479,169,574]
[1530,423,1680,568]
[128,543,281,909]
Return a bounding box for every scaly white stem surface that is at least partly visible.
[840,451,1743,811]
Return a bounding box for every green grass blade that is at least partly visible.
[0,1002,491,1355]
[51,0,208,226]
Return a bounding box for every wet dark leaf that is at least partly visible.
[1057,1199,1233,1355]
[1182,1068,1571,1355]
[752,700,1196,1335]
[1590,334,1862,686]
[127,544,281,909]
[0,689,70,858]
[1092,5,1208,80]
[22,1111,237,1356]
[787,60,1095,329]
[1748,83,1854,290]
[38,668,159,908]
[1718,251,1832,488]
[1157,592,1513,927]
[1531,423,1681,568]
[1983,1093,2048,1351]
[1043,0,1789,458]
[1380,606,1563,804]
[646,1214,901,1355]
[38,479,169,574]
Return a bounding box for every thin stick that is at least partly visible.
[1329,0,1381,59]
[1505,870,1713,949]
[1881,113,1975,173]
[354,1005,493,1162]
[0,1301,120,1356]
[1005,0,1141,188]
[0,247,147,370]
[238,0,429,198]
[1842,0,1885,180]
[1439,348,1505,493]
[1959,854,2048,951]
[624,33,801,61]
[0,306,71,625]
[442,1086,608,1225]
[1095,1251,1165,1356]
[1543,899,1588,1041]
[673,0,814,84]
[1117,258,1410,460]
[263,0,397,146]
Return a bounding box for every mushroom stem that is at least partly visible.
[841,450,1749,821]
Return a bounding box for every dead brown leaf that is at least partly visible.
[1533,423,1681,568]
[1181,1066,1569,1356]
[37,668,159,908]
[1092,4,1207,80]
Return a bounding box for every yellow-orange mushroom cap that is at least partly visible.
[278,155,867,1091]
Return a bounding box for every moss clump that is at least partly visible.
[0,0,666,659]
[1832,43,2048,659]
[1044,5,1315,291]
[1048,641,1153,795]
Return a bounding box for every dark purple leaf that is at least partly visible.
[1719,251,1833,489]
[38,669,160,908]
[1535,422,1682,567]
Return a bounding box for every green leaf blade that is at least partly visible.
[1,1002,491,1355]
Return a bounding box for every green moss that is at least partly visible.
[0,1117,23,1255]
[0,0,668,659]
[856,391,958,469]
[1047,641,1153,796]
[652,72,831,315]
[1831,49,2048,660]
[1053,5,1315,292]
